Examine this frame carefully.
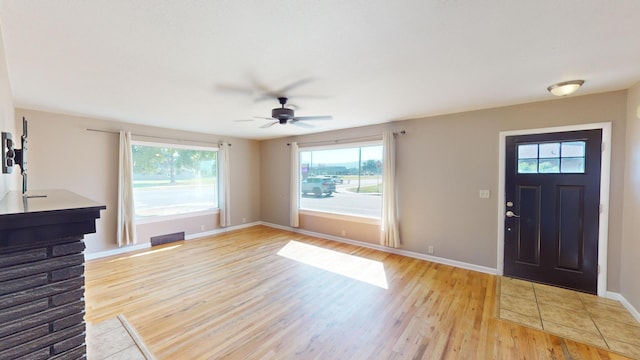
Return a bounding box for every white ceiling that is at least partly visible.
[0,1,638,140]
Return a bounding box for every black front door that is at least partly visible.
[504,129,602,294]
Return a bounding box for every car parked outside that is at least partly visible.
[301,177,336,196]
[330,175,344,184]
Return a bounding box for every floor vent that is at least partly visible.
[150,232,185,246]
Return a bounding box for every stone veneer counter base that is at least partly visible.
[0,189,105,359]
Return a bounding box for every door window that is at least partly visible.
[517,141,586,174]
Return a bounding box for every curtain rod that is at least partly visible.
[86,128,231,146]
[287,130,405,146]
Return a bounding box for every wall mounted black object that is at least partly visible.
[1,131,13,173]
[1,117,28,193]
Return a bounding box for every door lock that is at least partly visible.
[506,210,520,218]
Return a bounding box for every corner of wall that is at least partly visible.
[0,21,16,198]
[620,81,640,313]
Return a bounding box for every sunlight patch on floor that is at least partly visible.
[277,240,388,289]
[108,244,183,262]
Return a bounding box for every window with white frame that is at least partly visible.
[131,141,218,219]
[299,142,383,218]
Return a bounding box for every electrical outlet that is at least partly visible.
[200,225,205,231]
[479,189,490,199]
[341,230,346,237]
[427,245,434,254]
[242,217,246,223]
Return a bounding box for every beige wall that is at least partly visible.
[260,137,294,226]
[621,82,640,311]
[137,212,220,245]
[0,24,16,198]
[260,91,627,292]
[300,212,380,245]
[16,108,261,254]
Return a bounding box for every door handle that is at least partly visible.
[506,210,520,218]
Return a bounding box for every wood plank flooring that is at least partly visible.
[85,225,632,359]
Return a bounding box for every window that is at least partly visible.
[299,143,383,218]
[132,141,218,219]
[517,141,586,174]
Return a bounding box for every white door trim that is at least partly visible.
[497,122,611,297]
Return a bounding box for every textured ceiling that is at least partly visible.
[0,0,639,140]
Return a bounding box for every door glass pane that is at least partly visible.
[539,143,560,158]
[518,144,538,159]
[518,159,538,173]
[561,158,585,173]
[561,141,586,157]
[539,159,560,173]
[517,140,587,175]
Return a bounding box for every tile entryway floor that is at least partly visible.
[86,316,149,360]
[498,277,640,359]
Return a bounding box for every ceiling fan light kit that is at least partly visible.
[273,98,295,124]
[547,80,585,96]
[258,97,332,129]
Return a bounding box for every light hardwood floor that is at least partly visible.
[85,226,633,359]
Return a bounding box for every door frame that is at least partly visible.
[497,122,612,296]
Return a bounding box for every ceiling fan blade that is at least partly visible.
[290,120,314,129]
[275,77,313,95]
[254,77,314,102]
[249,75,272,94]
[292,115,333,121]
[254,116,275,120]
[260,121,279,128]
[286,94,330,100]
[215,84,254,95]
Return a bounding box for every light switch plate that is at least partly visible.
[479,189,490,199]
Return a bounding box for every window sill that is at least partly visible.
[299,209,381,225]
[136,208,220,225]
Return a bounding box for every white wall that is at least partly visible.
[16,108,261,254]
[621,81,640,312]
[0,23,16,198]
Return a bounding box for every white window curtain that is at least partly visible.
[290,141,300,227]
[117,131,136,247]
[219,142,231,227]
[381,131,400,247]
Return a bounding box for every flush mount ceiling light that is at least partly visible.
[547,80,585,96]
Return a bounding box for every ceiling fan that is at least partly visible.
[256,97,332,128]
[217,77,327,102]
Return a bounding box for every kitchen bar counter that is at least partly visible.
[0,189,105,359]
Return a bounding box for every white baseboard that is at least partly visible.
[606,291,640,323]
[184,221,262,240]
[260,221,497,275]
[85,221,262,260]
[84,243,150,261]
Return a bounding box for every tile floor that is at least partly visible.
[498,277,640,359]
[86,316,149,360]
